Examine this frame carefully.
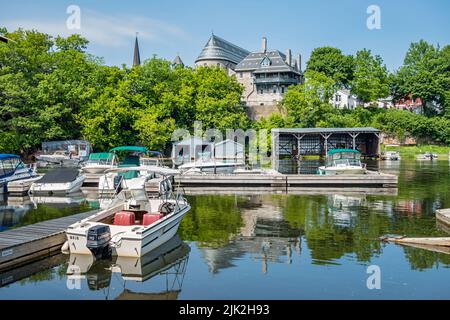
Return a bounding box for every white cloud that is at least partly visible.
[3,9,191,47]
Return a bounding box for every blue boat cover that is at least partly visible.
[0,154,20,160]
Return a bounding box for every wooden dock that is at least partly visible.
[437,208,450,227]
[0,209,98,272]
[174,172,398,192]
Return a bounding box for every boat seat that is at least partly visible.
[142,213,164,226]
[114,211,136,226]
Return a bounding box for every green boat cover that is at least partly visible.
[88,152,114,160]
[118,170,139,180]
[327,149,360,155]
[110,146,148,153]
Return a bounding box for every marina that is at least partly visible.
[0,160,449,299]
[0,3,449,304]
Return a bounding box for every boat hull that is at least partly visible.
[66,204,190,257]
[318,166,366,175]
[30,176,85,195]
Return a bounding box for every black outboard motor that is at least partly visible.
[86,225,112,259]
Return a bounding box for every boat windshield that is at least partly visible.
[0,157,21,177]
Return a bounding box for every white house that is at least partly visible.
[214,139,245,162]
[171,136,213,165]
[331,89,361,110]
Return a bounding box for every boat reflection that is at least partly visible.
[67,235,190,300]
[328,194,366,227]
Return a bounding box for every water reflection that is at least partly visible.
[0,194,94,231]
[66,235,190,300]
[181,159,450,271]
[0,160,450,299]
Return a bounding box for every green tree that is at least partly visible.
[193,67,250,131]
[351,49,390,103]
[306,47,354,88]
[394,40,450,116]
[281,70,335,127]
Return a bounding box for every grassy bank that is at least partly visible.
[384,144,450,159]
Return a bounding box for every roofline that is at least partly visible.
[207,34,250,55]
[271,127,381,134]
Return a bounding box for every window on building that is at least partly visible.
[281,87,285,94]
[273,86,277,94]
[239,72,243,78]
[261,56,271,67]
[260,89,263,94]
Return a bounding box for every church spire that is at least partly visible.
[133,33,141,66]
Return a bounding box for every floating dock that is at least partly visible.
[0,209,98,272]
[174,172,398,192]
[436,208,450,227]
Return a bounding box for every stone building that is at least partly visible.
[235,37,302,119]
[195,35,303,119]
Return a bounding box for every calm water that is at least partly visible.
[0,160,450,299]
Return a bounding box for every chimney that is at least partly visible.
[286,49,292,66]
[262,37,267,53]
[297,53,302,72]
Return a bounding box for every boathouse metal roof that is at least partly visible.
[195,34,250,65]
[272,127,380,134]
[235,50,301,74]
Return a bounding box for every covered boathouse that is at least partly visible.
[271,127,381,170]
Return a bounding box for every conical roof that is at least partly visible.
[195,34,249,65]
[133,36,141,66]
[173,55,184,67]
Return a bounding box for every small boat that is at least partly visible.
[29,168,85,195]
[35,140,91,167]
[317,149,367,175]
[233,168,281,175]
[80,152,118,174]
[179,160,245,174]
[65,183,191,258]
[0,154,38,193]
[381,151,401,161]
[98,166,178,196]
[417,152,438,160]
[66,235,190,299]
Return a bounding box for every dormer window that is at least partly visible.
[260,56,271,67]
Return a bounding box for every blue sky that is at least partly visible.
[1,0,449,71]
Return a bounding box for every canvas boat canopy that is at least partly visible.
[110,146,149,153]
[0,154,20,160]
[88,153,115,161]
[328,149,361,155]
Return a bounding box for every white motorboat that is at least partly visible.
[417,152,438,160]
[66,234,190,281]
[80,152,119,174]
[381,151,401,161]
[35,140,91,167]
[98,166,178,196]
[0,154,38,193]
[29,168,85,195]
[179,160,245,174]
[318,149,367,175]
[65,184,191,258]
